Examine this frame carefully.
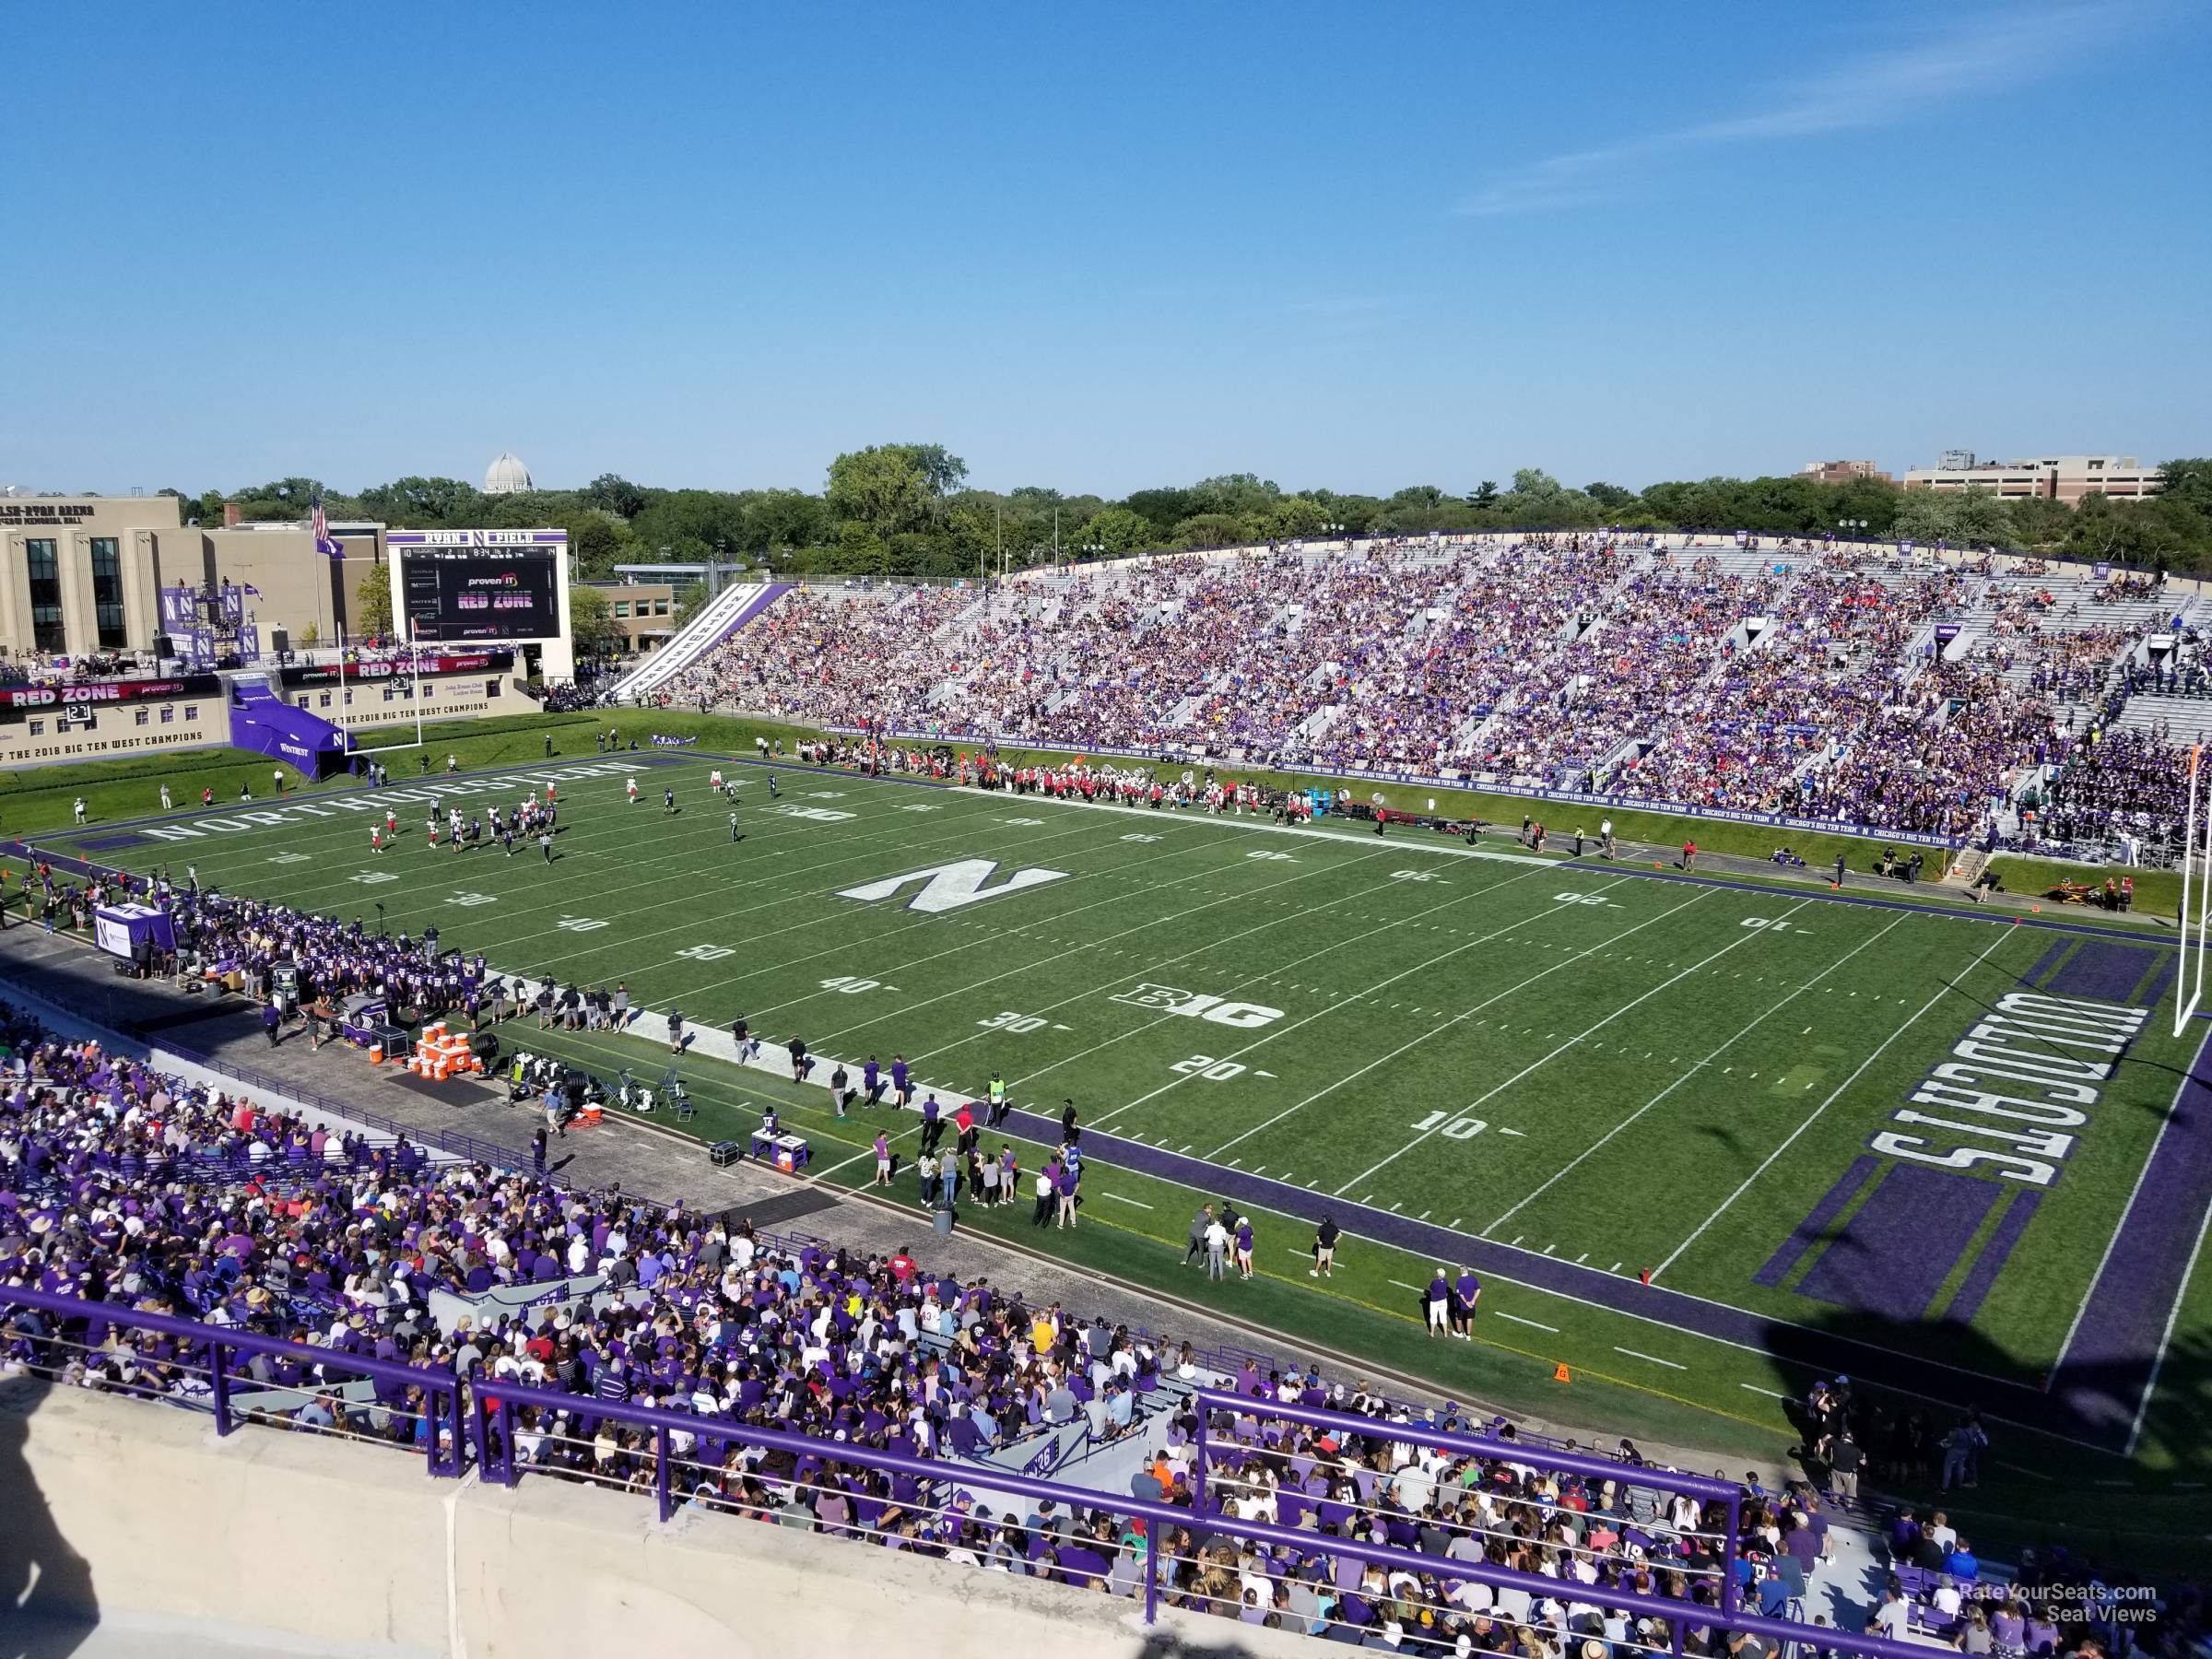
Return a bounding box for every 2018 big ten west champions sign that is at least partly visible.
[386,529,573,681]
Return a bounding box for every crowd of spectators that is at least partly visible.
[653,542,2183,844]
[0,995,2198,1653]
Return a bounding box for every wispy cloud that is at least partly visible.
[1455,5,2148,218]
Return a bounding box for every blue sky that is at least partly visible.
[6,2,2207,499]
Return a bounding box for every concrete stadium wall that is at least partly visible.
[3,1383,1312,1659]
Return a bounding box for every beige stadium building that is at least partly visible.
[0,493,574,771]
[0,494,385,662]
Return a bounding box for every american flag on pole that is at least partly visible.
[312,490,341,559]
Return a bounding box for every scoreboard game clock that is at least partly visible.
[385,528,575,678]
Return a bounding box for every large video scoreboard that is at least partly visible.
[388,530,570,647]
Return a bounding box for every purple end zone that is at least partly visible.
[1941,1190,2042,1326]
[76,832,151,852]
[2052,1023,2212,1441]
[2018,939,2068,989]
[2046,941,2159,1003]
[1753,1156,1878,1288]
[1794,1165,2004,1322]
[2137,950,2179,1009]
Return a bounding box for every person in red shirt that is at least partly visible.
[887,1248,917,1283]
[1682,838,1699,872]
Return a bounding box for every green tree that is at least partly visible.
[351,563,394,638]
[1467,480,1500,508]
[1583,482,1638,511]
[567,585,622,657]
[1892,487,2011,547]
[836,519,891,577]
[559,510,629,582]
[2157,458,2212,514]
[827,445,938,537]
[1268,496,1330,538]
[1124,487,1195,539]
[1079,505,1156,554]
[583,473,651,518]
[357,477,482,526]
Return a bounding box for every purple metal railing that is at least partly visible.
[3,1283,465,1477]
[0,1286,1951,1659]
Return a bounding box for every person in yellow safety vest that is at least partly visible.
[986,1069,1008,1127]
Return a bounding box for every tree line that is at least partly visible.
[162,453,2212,596]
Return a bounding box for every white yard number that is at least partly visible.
[446,891,498,908]
[1172,1053,1248,1081]
[269,853,311,865]
[819,975,881,994]
[1001,817,1044,827]
[899,804,941,813]
[1246,850,1296,862]
[556,915,609,933]
[1412,1111,1488,1140]
[1553,892,1608,905]
[677,944,735,961]
[1740,917,1796,931]
[350,871,398,885]
[1391,869,1440,882]
[806,791,846,799]
[978,1010,1047,1033]
[1121,833,1163,843]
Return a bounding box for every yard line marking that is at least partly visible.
[1480,908,1903,1235]
[999,853,1537,1095]
[1494,1312,1559,1333]
[1338,890,1784,1196]
[1542,1244,1556,1255]
[1650,925,2016,1281]
[1739,1383,1791,1401]
[1198,876,1670,1155]
[1178,1144,1194,1154]
[1449,1218,1463,1230]
[1996,1461,2054,1481]
[1104,1193,1154,1209]
[1510,1235,1524,1247]
[1388,1279,1425,1293]
[1575,1253,1587,1265]
[1615,1347,1687,1371]
[1498,1127,1525,1137]
[1609,1262,1622,1273]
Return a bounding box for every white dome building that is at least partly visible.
[483,452,533,495]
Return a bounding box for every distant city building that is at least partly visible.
[1796,460,1891,485]
[483,452,533,495]
[1903,454,2163,503]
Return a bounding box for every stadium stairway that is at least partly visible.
[608,580,792,704]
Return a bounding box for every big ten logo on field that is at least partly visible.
[773,804,856,822]
[1110,982,1283,1029]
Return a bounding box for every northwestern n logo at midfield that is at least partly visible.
[836,858,1070,914]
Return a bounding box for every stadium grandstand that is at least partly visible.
[631,535,2207,870]
[1,978,2199,1656]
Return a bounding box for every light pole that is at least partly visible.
[1079,541,1104,565]
[1323,521,1345,549]
[1838,517,1866,547]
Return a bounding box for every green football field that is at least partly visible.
[23,745,2212,1487]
